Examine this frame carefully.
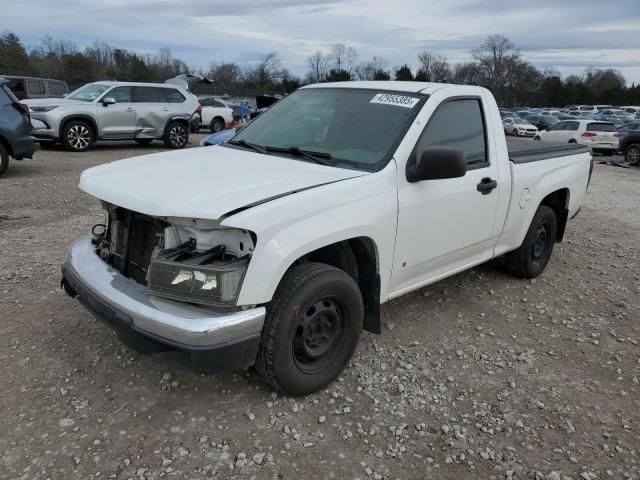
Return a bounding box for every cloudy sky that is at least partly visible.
[4,0,640,83]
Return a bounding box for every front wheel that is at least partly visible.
[512,129,518,136]
[625,144,640,165]
[505,205,557,279]
[62,120,94,152]
[533,135,541,141]
[163,121,189,149]
[257,263,363,395]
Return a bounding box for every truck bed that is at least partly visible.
[507,137,590,164]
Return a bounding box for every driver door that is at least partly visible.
[97,86,136,139]
[389,95,505,297]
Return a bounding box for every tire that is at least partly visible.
[0,143,9,177]
[505,205,557,279]
[135,138,154,146]
[512,129,518,136]
[257,262,363,395]
[210,117,225,133]
[163,121,188,149]
[61,120,94,152]
[534,135,541,141]
[625,144,640,165]
[568,139,577,144]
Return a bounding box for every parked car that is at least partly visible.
[621,106,640,117]
[0,78,37,176]
[616,122,640,141]
[526,114,559,131]
[502,118,538,137]
[200,128,236,146]
[2,75,68,100]
[197,97,234,133]
[61,81,592,395]
[534,120,618,155]
[600,109,634,119]
[619,130,640,164]
[24,81,200,152]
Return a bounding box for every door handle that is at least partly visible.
[477,177,497,195]
[162,107,169,111]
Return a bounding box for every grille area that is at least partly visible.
[102,207,164,285]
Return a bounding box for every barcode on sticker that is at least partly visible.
[370,93,419,108]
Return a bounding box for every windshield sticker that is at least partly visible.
[370,93,419,108]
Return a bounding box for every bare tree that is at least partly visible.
[416,51,450,82]
[451,62,482,85]
[330,44,358,73]
[208,62,241,86]
[472,34,520,92]
[307,51,329,83]
[247,52,284,89]
[331,43,346,71]
[354,56,388,80]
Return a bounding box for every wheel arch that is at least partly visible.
[539,188,570,242]
[59,115,98,139]
[273,237,381,334]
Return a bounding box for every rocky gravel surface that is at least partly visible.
[1,140,639,480]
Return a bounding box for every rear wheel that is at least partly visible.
[62,120,94,152]
[625,144,640,165]
[505,205,557,279]
[257,263,363,395]
[568,139,577,144]
[163,121,188,149]
[210,117,225,133]
[0,143,9,177]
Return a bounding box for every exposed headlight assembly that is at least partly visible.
[148,240,249,306]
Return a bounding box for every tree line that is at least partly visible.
[1,31,638,106]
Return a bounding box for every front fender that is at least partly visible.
[222,161,399,306]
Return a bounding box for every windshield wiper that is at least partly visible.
[266,146,334,166]
[227,139,267,154]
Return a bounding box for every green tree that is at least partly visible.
[325,68,351,82]
[0,32,33,75]
[395,64,414,81]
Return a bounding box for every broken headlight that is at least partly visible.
[148,240,249,307]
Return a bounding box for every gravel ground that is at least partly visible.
[1,138,639,480]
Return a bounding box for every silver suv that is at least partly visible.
[25,81,199,152]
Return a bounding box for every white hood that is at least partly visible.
[80,146,366,220]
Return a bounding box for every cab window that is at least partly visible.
[414,98,487,166]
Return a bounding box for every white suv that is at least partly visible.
[25,81,200,152]
[534,120,619,155]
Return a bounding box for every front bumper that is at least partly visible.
[61,236,265,372]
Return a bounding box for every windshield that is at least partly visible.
[68,83,111,102]
[230,88,424,170]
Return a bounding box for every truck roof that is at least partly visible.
[302,80,464,95]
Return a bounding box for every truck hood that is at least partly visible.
[80,146,367,220]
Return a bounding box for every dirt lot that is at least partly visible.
[1,138,639,480]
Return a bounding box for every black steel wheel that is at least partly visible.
[257,263,363,395]
[505,205,557,278]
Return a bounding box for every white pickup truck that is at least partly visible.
[61,81,592,395]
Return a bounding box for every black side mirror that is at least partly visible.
[406,146,467,183]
